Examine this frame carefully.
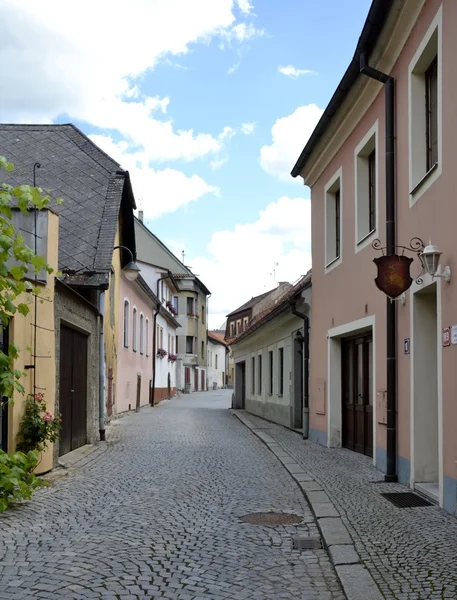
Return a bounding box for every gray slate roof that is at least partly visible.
[0,124,135,287]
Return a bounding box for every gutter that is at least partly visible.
[291,301,310,440]
[359,54,397,482]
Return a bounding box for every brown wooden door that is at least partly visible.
[342,334,373,457]
[59,325,88,456]
[0,325,9,452]
[201,370,205,391]
[194,368,199,391]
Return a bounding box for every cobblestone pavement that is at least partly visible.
[238,411,457,600]
[0,391,344,600]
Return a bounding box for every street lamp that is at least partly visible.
[113,245,141,282]
[420,241,451,283]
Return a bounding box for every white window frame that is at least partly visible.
[145,318,149,356]
[408,6,442,205]
[354,121,378,252]
[132,307,138,352]
[139,313,144,355]
[324,167,343,273]
[123,299,130,348]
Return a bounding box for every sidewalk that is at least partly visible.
[232,410,457,600]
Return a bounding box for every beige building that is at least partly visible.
[292,0,457,513]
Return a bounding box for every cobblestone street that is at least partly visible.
[237,411,457,600]
[0,391,344,600]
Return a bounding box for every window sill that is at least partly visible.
[410,163,438,196]
[325,255,341,269]
[357,229,376,246]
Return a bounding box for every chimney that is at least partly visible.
[138,210,144,223]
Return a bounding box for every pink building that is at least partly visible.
[117,273,156,414]
[293,0,456,513]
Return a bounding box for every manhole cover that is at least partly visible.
[240,512,303,526]
[293,536,322,550]
[381,492,433,508]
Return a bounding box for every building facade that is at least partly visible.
[292,0,457,513]
[207,332,228,390]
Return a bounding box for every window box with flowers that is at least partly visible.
[166,300,178,316]
[168,353,178,362]
[157,348,167,359]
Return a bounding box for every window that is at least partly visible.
[236,320,241,335]
[173,296,179,313]
[201,341,204,359]
[215,354,218,369]
[258,355,262,394]
[325,169,342,268]
[186,336,193,354]
[426,58,438,171]
[123,300,130,348]
[251,357,255,394]
[159,327,163,350]
[269,351,273,395]
[132,308,137,352]
[230,322,235,336]
[243,317,249,331]
[140,313,144,354]
[278,347,284,396]
[409,8,441,200]
[355,124,377,247]
[176,336,178,354]
[187,297,194,315]
[145,319,149,356]
[202,306,205,325]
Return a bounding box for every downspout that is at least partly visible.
[291,302,310,439]
[360,54,397,482]
[150,274,172,406]
[99,291,106,441]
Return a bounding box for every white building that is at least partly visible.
[207,332,228,390]
[232,275,311,431]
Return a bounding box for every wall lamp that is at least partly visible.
[419,242,451,283]
[113,245,141,282]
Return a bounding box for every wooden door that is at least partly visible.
[201,370,205,391]
[59,325,88,456]
[342,334,373,457]
[194,368,199,392]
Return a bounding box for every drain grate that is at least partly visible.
[293,536,322,550]
[240,512,303,526]
[381,492,433,508]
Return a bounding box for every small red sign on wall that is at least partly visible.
[442,327,451,347]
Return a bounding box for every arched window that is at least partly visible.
[132,307,137,352]
[145,319,149,356]
[140,313,144,355]
[123,300,130,348]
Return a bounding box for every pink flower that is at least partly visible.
[42,411,54,422]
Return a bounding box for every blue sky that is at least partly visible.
[1,0,372,326]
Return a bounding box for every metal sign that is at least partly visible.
[373,254,413,298]
[442,327,451,347]
[404,338,410,355]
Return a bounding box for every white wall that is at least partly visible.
[207,340,227,389]
[155,312,177,390]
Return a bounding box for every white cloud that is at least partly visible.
[260,104,324,181]
[278,65,316,78]
[219,126,236,141]
[236,0,254,15]
[241,122,256,135]
[0,0,261,164]
[188,196,312,328]
[90,135,219,220]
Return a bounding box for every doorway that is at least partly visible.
[59,325,88,456]
[167,372,171,399]
[412,283,439,500]
[342,333,373,457]
[194,368,199,392]
[0,325,9,452]
[235,361,246,408]
[201,369,205,392]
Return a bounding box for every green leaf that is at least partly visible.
[17,303,29,317]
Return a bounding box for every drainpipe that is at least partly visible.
[360,54,397,482]
[99,291,106,441]
[151,274,172,406]
[291,301,310,439]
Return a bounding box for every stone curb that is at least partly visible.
[58,442,107,469]
[231,410,384,600]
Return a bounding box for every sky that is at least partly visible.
[0,0,372,329]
